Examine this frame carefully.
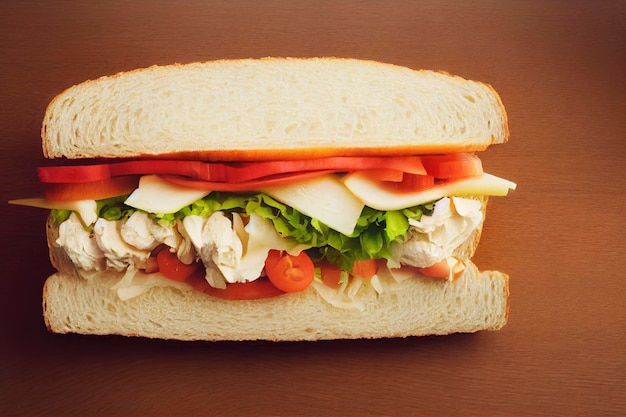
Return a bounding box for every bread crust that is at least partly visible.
[42,264,509,341]
[41,57,509,161]
[133,143,493,162]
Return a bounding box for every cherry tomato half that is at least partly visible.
[319,262,343,289]
[351,259,379,279]
[264,250,315,293]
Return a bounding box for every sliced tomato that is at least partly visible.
[38,154,481,199]
[319,262,343,289]
[39,160,220,184]
[351,169,405,183]
[185,269,212,292]
[264,250,315,293]
[156,249,201,282]
[38,164,112,183]
[421,153,483,179]
[345,170,435,194]
[186,270,285,300]
[110,160,215,180]
[417,258,466,280]
[231,156,427,182]
[417,260,451,278]
[351,259,379,279]
[161,171,334,192]
[44,176,139,201]
[205,279,285,300]
[38,156,427,184]
[391,173,435,192]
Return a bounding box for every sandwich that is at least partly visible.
[11,58,516,341]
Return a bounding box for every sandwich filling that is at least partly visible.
[14,153,516,309]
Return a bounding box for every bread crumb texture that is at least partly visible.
[42,262,508,341]
[42,58,508,160]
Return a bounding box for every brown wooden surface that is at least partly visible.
[1,1,624,416]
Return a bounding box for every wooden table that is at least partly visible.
[1,1,624,416]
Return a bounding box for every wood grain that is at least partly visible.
[1,1,624,416]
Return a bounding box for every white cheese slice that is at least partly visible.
[124,175,210,214]
[342,173,517,211]
[261,174,365,236]
[9,198,98,225]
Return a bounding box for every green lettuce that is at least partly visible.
[50,209,72,225]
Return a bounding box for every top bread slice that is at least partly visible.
[41,58,509,161]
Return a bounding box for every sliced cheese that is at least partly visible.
[124,175,210,214]
[342,173,517,211]
[261,174,365,236]
[9,198,98,225]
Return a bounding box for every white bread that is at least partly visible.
[41,58,508,161]
[42,263,508,341]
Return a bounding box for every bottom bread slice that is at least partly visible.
[42,263,509,341]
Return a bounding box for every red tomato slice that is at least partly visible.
[185,268,211,292]
[346,171,435,194]
[417,260,451,278]
[110,160,216,182]
[156,249,201,282]
[38,164,112,183]
[264,250,315,293]
[38,160,217,184]
[319,262,343,289]
[230,156,427,182]
[44,176,139,201]
[186,270,285,300]
[351,169,405,183]
[161,171,334,192]
[38,156,428,184]
[392,173,435,192]
[421,153,483,179]
[418,258,466,281]
[351,259,379,279]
